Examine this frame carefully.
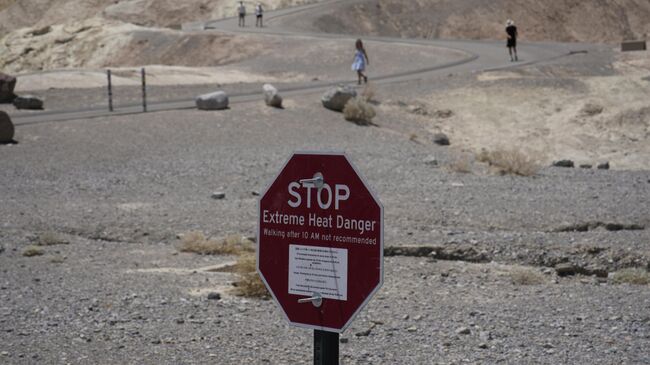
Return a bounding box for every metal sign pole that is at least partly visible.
[107,69,113,112]
[314,330,339,365]
[141,68,147,112]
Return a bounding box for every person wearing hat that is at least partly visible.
[506,19,518,62]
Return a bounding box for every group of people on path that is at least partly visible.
[233,4,520,83]
[237,1,263,28]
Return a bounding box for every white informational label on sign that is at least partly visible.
[288,244,348,301]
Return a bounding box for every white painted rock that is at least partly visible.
[263,84,282,108]
[321,85,357,112]
[196,91,229,110]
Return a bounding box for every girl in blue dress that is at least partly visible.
[351,39,369,84]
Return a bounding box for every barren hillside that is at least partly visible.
[0,0,318,36]
[307,0,650,43]
[0,18,262,74]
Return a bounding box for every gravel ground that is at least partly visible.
[1,78,649,363]
[1,241,649,364]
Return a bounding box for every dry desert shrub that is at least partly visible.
[233,252,269,298]
[477,148,540,176]
[343,97,376,125]
[447,154,473,174]
[361,83,377,103]
[38,231,69,246]
[611,268,650,285]
[179,231,254,255]
[509,266,547,285]
[23,246,44,257]
[179,231,266,298]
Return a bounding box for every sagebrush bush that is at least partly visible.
[509,266,546,285]
[233,252,269,298]
[38,231,68,246]
[477,148,540,176]
[23,246,44,257]
[447,154,473,174]
[611,268,650,285]
[361,83,377,103]
[343,97,376,125]
[179,231,254,255]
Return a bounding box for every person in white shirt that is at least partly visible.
[255,3,264,27]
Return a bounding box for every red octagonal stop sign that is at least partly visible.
[257,152,383,333]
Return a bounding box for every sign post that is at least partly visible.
[258,152,383,364]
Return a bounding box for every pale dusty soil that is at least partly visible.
[375,50,650,170]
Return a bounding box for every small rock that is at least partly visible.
[339,337,349,344]
[553,160,574,168]
[579,164,592,169]
[151,339,161,345]
[176,319,185,324]
[455,327,471,335]
[402,314,410,320]
[424,156,439,167]
[211,192,226,200]
[0,73,17,103]
[478,342,488,349]
[263,84,283,108]
[196,91,229,110]
[434,109,453,119]
[597,162,610,170]
[479,331,492,341]
[555,263,576,276]
[581,103,604,116]
[433,133,450,146]
[207,292,221,300]
[30,25,52,36]
[407,103,428,115]
[407,326,417,332]
[321,85,357,112]
[13,95,44,110]
[1,351,9,356]
[251,191,260,196]
[355,328,372,337]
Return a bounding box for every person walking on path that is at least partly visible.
[255,3,264,27]
[506,19,518,62]
[351,39,369,85]
[237,1,246,27]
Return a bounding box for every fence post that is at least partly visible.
[141,68,147,112]
[107,69,113,112]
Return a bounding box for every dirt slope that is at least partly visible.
[0,18,261,74]
[0,0,318,36]
[309,0,650,43]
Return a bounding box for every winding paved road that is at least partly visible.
[12,0,589,126]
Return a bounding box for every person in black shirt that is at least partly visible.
[506,19,518,62]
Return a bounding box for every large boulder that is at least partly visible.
[263,84,283,108]
[13,95,43,110]
[196,91,229,110]
[0,111,15,143]
[0,73,17,103]
[321,85,357,112]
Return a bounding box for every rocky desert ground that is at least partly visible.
[1,1,650,364]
